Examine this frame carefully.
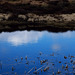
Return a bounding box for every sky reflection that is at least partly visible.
[0,31,43,46]
[0,30,75,75]
[0,31,75,46]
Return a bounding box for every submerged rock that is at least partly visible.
[57,69,61,74]
[21,57,23,60]
[64,56,67,59]
[65,64,68,70]
[12,66,15,71]
[25,56,27,60]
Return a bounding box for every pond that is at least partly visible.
[0,30,75,75]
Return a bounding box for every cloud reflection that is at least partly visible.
[0,31,43,46]
[52,44,61,51]
[0,31,75,46]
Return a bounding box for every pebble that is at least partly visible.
[21,57,23,60]
[64,56,67,59]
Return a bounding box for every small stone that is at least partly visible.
[40,61,42,65]
[15,58,17,62]
[71,59,73,63]
[57,69,61,74]
[21,57,23,60]
[25,56,27,60]
[64,56,67,59]
[71,56,74,58]
[26,61,29,64]
[40,52,42,55]
[59,61,61,63]
[66,65,68,69]
[12,66,14,71]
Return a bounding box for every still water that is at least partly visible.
[0,30,75,75]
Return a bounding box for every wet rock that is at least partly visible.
[18,15,26,20]
[71,59,73,63]
[57,69,61,74]
[52,63,55,66]
[64,56,67,59]
[39,52,42,55]
[15,58,17,62]
[33,71,39,74]
[25,56,27,60]
[26,61,29,64]
[59,61,61,63]
[21,57,23,60]
[71,56,74,58]
[66,65,68,69]
[12,66,15,71]
[73,73,75,75]
[64,62,67,64]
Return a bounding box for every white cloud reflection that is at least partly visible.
[0,31,75,46]
[52,44,61,51]
[0,31,43,46]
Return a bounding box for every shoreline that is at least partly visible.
[0,20,75,33]
[0,1,75,33]
[0,13,75,32]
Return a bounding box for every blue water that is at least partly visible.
[0,30,75,75]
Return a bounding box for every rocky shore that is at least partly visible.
[0,1,75,32]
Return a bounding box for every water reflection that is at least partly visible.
[52,44,61,51]
[0,30,75,75]
[0,31,75,46]
[0,31,43,46]
[49,31,74,39]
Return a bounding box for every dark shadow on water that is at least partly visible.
[0,26,74,33]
